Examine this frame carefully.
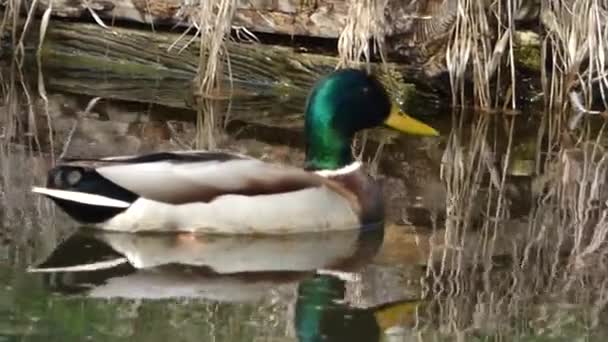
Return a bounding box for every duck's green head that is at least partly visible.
[304,68,439,171]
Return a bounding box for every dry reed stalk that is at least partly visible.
[512,123,608,340]
[0,63,61,266]
[431,111,492,280]
[542,0,608,134]
[2,0,52,62]
[192,0,236,95]
[446,0,518,110]
[421,107,524,338]
[432,0,606,326]
[1,0,22,54]
[337,0,389,69]
[176,0,236,149]
[406,1,608,338]
[517,133,608,303]
[524,1,608,286]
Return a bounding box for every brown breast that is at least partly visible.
[323,169,385,224]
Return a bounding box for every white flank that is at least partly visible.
[315,161,362,177]
[32,187,131,208]
[100,185,360,234]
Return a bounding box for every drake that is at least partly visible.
[32,68,438,234]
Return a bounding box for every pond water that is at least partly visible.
[2,61,608,341]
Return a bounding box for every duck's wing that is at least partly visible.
[95,156,325,204]
[40,150,326,205]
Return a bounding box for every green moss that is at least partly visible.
[40,42,189,79]
[514,31,542,71]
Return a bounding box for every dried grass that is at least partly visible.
[446,0,518,110]
[422,3,608,336]
[191,0,236,95]
[0,63,62,266]
[521,1,608,287]
[542,0,608,139]
[174,0,237,149]
[337,0,389,69]
[437,0,608,272]
[0,0,20,54]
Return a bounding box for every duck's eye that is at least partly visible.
[53,171,63,187]
[66,170,82,185]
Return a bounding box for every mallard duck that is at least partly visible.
[32,68,438,234]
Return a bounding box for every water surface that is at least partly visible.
[1,63,608,341]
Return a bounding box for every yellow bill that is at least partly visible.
[384,103,439,136]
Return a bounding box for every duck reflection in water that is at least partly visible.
[296,274,422,342]
[28,224,422,340]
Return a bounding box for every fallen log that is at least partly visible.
[35,20,448,117]
[26,0,543,73]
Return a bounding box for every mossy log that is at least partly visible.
[29,19,544,125]
[35,20,447,119]
[38,20,441,90]
[26,0,543,70]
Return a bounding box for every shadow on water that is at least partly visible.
[2,59,608,341]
